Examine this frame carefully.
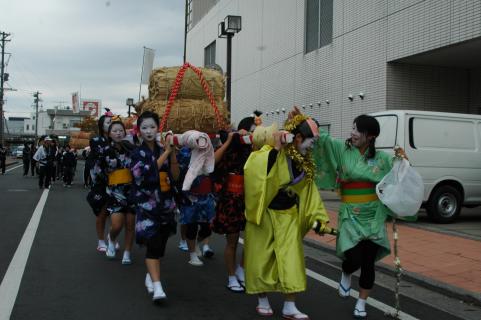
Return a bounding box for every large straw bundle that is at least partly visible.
[142,98,228,133]
[149,67,225,101]
[70,131,92,139]
[69,138,90,149]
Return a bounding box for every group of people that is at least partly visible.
[0,139,77,189]
[85,106,404,320]
[31,137,78,188]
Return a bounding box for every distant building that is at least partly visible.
[24,108,90,136]
[186,0,481,137]
[7,117,29,134]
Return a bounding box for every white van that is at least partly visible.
[370,110,481,223]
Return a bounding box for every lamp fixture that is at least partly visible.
[276,109,280,114]
[348,94,354,101]
[359,92,365,99]
[309,103,313,108]
[325,100,330,105]
[317,101,322,107]
[218,15,242,38]
[302,105,306,110]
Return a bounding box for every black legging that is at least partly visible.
[145,227,170,259]
[342,240,379,290]
[185,222,211,241]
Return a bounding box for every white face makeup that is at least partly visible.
[102,117,112,134]
[350,123,369,148]
[139,118,158,142]
[298,137,315,155]
[109,123,126,143]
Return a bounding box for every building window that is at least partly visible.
[187,0,193,31]
[305,0,333,53]
[26,124,29,130]
[204,41,216,67]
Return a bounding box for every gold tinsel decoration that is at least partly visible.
[284,114,315,182]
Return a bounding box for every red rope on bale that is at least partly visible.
[159,62,226,133]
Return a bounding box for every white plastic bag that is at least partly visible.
[376,158,424,217]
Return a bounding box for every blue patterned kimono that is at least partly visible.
[130,142,176,244]
[104,141,134,215]
[86,135,109,214]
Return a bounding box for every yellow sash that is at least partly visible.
[108,168,133,186]
[159,171,171,192]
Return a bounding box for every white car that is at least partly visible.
[371,110,481,223]
[15,146,24,158]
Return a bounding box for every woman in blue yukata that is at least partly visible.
[130,111,179,301]
[103,118,136,265]
[86,110,112,252]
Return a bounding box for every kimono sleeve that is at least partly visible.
[130,148,150,190]
[313,129,346,190]
[290,178,330,236]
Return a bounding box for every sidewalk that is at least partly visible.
[5,157,19,166]
[306,197,481,305]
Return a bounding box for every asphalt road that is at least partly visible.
[0,163,478,320]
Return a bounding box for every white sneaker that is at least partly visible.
[145,273,154,293]
[178,240,188,252]
[202,244,214,258]
[188,255,204,266]
[152,282,167,301]
[122,254,132,265]
[106,241,116,259]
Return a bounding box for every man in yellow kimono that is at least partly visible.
[243,115,330,320]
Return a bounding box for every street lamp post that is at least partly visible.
[126,98,134,117]
[218,15,241,115]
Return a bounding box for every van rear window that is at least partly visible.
[374,115,397,148]
[412,117,475,150]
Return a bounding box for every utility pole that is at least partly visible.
[0,31,11,146]
[183,0,188,63]
[33,91,41,139]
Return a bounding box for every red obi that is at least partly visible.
[226,174,244,195]
[190,176,213,195]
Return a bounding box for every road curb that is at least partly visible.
[303,237,481,307]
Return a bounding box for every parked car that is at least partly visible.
[371,110,481,223]
[15,145,24,158]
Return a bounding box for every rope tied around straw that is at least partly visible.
[159,62,226,133]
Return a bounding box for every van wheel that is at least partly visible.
[426,185,461,223]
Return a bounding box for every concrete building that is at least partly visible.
[24,108,90,136]
[185,0,481,137]
[6,117,28,134]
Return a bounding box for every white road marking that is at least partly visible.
[238,238,419,320]
[5,164,23,172]
[0,189,50,320]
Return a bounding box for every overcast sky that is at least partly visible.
[0,0,185,118]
